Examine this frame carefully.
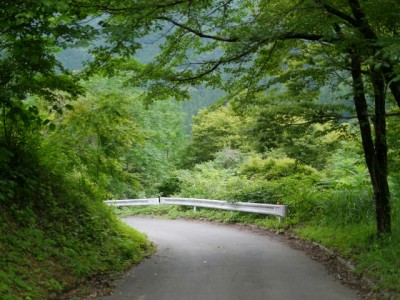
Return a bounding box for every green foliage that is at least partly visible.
[0,0,93,132]
[356,234,400,293]
[239,155,318,180]
[42,81,144,199]
[120,100,188,197]
[322,141,370,189]
[89,0,399,115]
[0,75,183,298]
[213,148,245,169]
[387,111,400,176]
[318,189,375,227]
[183,105,250,166]
[181,87,224,132]
[176,161,237,200]
[245,95,345,169]
[157,175,182,197]
[37,76,188,199]
[176,150,321,205]
[0,105,45,206]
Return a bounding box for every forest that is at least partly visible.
[1,1,400,299]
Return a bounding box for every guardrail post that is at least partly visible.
[193,206,197,212]
[277,205,288,223]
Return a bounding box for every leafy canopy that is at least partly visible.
[0,0,95,130]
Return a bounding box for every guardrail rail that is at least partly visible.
[105,197,288,221]
[104,198,159,207]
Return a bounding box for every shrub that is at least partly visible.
[176,162,236,199]
[284,189,324,223]
[176,153,321,211]
[239,156,319,180]
[157,174,182,197]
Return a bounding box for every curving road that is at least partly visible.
[96,217,358,300]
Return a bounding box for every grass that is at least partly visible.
[296,224,400,295]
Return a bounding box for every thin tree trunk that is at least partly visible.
[350,51,391,235]
[382,66,400,107]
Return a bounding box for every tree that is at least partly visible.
[0,0,95,159]
[0,0,94,119]
[186,105,248,165]
[90,0,400,235]
[45,84,143,198]
[42,76,188,199]
[0,1,95,204]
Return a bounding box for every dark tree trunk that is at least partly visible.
[382,66,400,107]
[371,69,391,234]
[346,0,393,234]
[350,52,391,235]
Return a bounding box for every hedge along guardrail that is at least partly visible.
[105,197,288,221]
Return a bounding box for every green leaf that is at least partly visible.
[49,123,56,131]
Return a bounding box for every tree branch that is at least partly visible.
[157,16,239,42]
[280,32,326,41]
[347,0,377,39]
[314,0,358,27]
[171,60,223,82]
[159,16,328,43]
[74,0,190,13]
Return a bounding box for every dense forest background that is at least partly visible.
[57,36,224,133]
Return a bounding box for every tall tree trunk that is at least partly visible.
[350,52,391,235]
[371,69,391,234]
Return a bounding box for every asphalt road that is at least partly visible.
[96,217,358,300]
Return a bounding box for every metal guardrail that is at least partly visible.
[104,198,159,207]
[105,197,288,221]
[160,197,288,220]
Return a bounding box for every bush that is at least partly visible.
[176,153,322,212]
[239,155,318,180]
[157,174,182,197]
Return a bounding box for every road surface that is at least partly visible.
[96,217,358,300]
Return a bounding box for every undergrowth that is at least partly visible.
[0,202,153,300]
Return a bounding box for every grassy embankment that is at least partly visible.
[0,197,153,300]
[0,203,152,300]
